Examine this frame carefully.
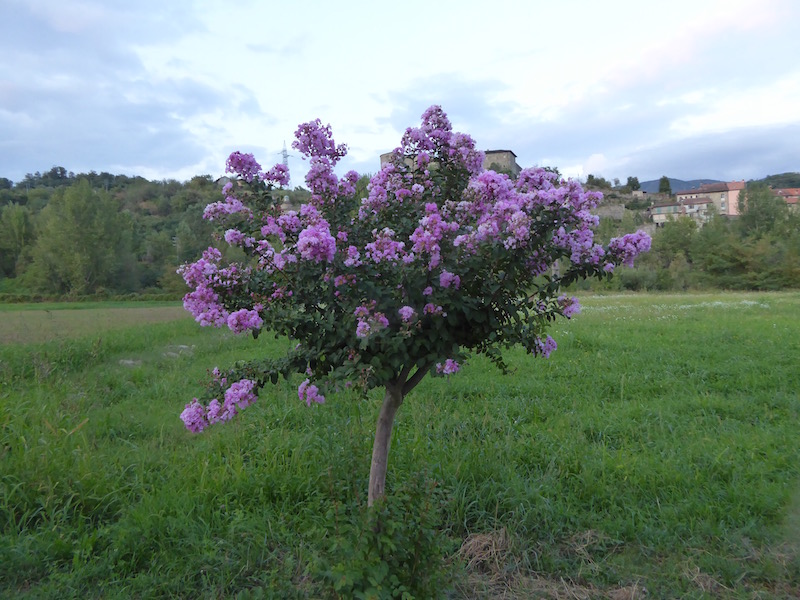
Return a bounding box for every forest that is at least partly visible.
[0,167,311,299]
[1,166,798,301]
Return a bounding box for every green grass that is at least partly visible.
[1,293,799,598]
[0,302,186,344]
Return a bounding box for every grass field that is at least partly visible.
[1,293,799,598]
[0,301,186,344]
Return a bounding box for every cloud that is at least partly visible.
[0,0,260,181]
[1,0,798,185]
[619,124,800,181]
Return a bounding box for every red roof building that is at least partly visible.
[675,181,746,217]
[774,188,800,211]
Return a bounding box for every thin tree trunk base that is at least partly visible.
[367,384,404,506]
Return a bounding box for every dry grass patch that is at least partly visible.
[0,305,188,344]
[455,530,647,599]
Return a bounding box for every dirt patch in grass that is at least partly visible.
[455,529,647,599]
[0,305,190,344]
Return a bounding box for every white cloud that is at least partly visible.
[1,0,798,183]
[670,72,800,135]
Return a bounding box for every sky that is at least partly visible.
[1,0,799,187]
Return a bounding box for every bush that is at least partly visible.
[316,471,454,599]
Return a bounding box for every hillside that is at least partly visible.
[757,172,800,188]
[640,173,800,194]
[639,178,722,194]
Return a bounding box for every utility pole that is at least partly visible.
[281,141,290,168]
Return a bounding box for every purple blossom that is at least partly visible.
[277,211,302,233]
[260,248,297,273]
[423,303,445,316]
[182,285,229,327]
[224,228,253,248]
[297,222,337,262]
[225,379,257,411]
[227,308,263,334]
[211,367,227,388]
[439,270,461,289]
[261,163,290,187]
[179,247,220,287]
[365,228,406,263]
[182,378,258,431]
[515,167,560,193]
[608,230,652,268]
[344,245,362,267]
[298,379,326,406]
[180,399,208,433]
[203,196,252,221]
[299,203,322,223]
[226,151,261,182]
[409,208,458,270]
[436,359,460,375]
[270,285,292,300]
[354,305,372,319]
[339,170,359,196]
[354,303,389,338]
[532,335,558,358]
[305,156,340,199]
[205,398,229,424]
[293,119,348,163]
[359,163,408,220]
[398,305,416,323]
[558,295,581,318]
[450,131,484,176]
[356,321,372,338]
[334,274,356,287]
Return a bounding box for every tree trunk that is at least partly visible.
[368,383,404,506]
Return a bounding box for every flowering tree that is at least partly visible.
[179,106,651,506]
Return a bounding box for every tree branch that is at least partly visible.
[402,361,430,396]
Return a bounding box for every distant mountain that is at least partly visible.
[639,178,722,194]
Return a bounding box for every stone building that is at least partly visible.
[380,149,521,177]
[482,150,521,177]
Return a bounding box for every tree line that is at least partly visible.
[1,167,798,300]
[0,167,312,299]
[591,183,800,292]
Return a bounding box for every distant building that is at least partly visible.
[647,198,714,227]
[674,181,745,217]
[483,150,521,177]
[380,148,521,177]
[648,198,714,226]
[774,188,800,212]
[379,151,410,169]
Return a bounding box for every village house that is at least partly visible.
[675,181,746,217]
[648,198,715,226]
[774,188,800,212]
[648,180,746,226]
[675,180,745,217]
